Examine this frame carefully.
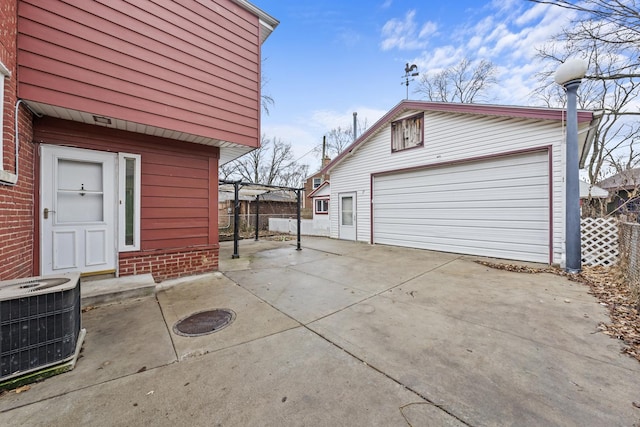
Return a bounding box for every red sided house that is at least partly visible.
[0,0,278,281]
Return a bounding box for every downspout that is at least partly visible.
[296,188,302,251]
[1,99,41,186]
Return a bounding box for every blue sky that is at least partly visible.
[251,0,577,172]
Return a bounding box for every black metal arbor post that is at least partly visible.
[219,179,304,259]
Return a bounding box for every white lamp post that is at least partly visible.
[554,58,588,273]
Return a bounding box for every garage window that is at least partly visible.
[391,113,423,152]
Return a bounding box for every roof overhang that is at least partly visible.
[25,100,254,165]
[307,180,330,198]
[322,100,599,175]
[231,0,279,43]
[579,180,608,198]
[578,110,603,169]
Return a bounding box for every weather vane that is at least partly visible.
[402,63,419,99]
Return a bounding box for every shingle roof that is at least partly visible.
[597,168,640,190]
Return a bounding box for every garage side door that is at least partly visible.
[372,151,550,263]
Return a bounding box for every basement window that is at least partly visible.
[391,113,424,152]
[315,198,329,214]
[118,153,141,251]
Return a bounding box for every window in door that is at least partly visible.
[57,159,104,223]
[341,196,353,225]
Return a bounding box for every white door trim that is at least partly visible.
[338,192,357,241]
[40,145,117,275]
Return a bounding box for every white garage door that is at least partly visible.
[373,151,550,263]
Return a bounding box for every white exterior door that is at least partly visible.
[338,192,356,240]
[41,145,117,275]
[372,151,550,263]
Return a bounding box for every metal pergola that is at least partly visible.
[219,179,304,259]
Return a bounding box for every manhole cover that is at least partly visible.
[173,309,236,337]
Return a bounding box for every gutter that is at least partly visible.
[579,109,603,169]
[231,0,279,42]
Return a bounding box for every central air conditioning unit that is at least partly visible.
[0,272,85,382]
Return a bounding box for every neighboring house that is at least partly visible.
[321,100,599,265]
[579,180,608,199]
[302,156,331,218]
[579,180,609,217]
[0,0,278,281]
[307,180,330,235]
[597,168,640,219]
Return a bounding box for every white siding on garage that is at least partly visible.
[372,151,550,263]
[329,109,580,264]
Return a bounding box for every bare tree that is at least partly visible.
[316,117,369,160]
[531,0,640,81]
[415,58,497,103]
[261,58,274,115]
[532,0,640,188]
[220,135,309,188]
[324,126,352,159]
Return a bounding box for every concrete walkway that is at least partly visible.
[1,237,638,426]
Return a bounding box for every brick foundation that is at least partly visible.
[119,245,219,282]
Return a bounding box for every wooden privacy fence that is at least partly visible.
[581,217,619,267]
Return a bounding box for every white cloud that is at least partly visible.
[467,35,483,50]
[380,10,437,51]
[418,21,438,39]
[413,45,462,75]
[412,1,580,106]
[515,2,547,26]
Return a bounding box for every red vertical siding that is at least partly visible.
[18,0,261,147]
[0,0,36,280]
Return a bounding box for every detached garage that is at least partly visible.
[322,101,599,266]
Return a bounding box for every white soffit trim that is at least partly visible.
[24,100,255,165]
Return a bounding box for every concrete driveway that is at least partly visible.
[1,237,638,426]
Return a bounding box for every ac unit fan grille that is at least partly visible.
[0,275,81,381]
